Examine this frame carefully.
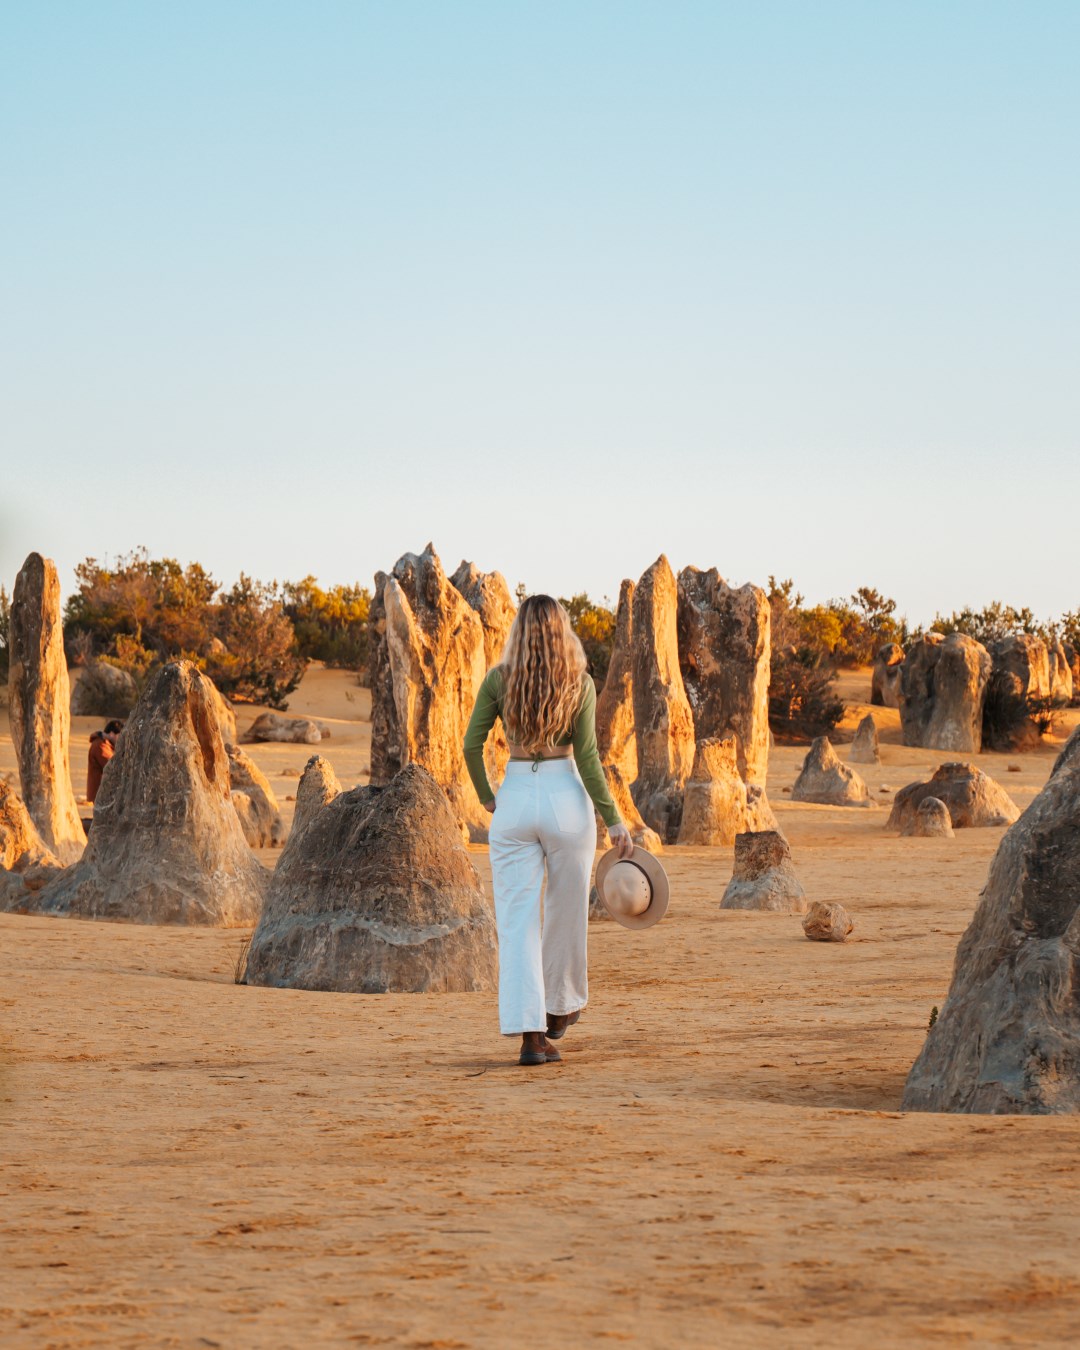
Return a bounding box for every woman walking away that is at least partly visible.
[464,595,634,1066]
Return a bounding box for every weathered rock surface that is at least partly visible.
[0,781,63,907]
[70,662,138,717]
[1050,640,1075,707]
[1064,642,1080,705]
[630,556,695,843]
[888,763,1020,832]
[848,714,881,764]
[720,831,807,913]
[792,738,872,807]
[227,744,285,847]
[677,738,751,846]
[676,568,770,785]
[984,634,1052,752]
[802,901,853,942]
[871,643,904,708]
[207,680,238,747]
[450,560,515,794]
[24,662,267,925]
[243,759,497,992]
[595,764,663,853]
[899,633,991,753]
[369,545,489,841]
[902,726,1080,1113]
[595,579,637,782]
[8,553,86,863]
[245,712,327,745]
[901,796,954,838]
[745,783,780,834]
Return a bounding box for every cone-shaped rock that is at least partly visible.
[676,567,770,785]
[792,738,872,807]
[847,714,880,765]
[678,738,750,846]
[902,796,954,838]
[984,634,1052,752]
[26,662,267,925]
[369,545,488,841]
[902,727,1080,1113]
[450,560,516,796]
[227,744,284,847]
[871,643,904,708]
[720,830,807,913]
[8,553,85,863]
[899,633,991,753]
[243,759,497,993]
[888,763,1019,832]
[630,557,695,843]
[802,901,853,942]
[0,781,63,908]
[595,579,637,782]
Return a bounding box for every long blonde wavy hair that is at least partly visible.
[498,594,588,752]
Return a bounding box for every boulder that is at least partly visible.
[227,744,285,847]
[0,781,63,908]
[7,553,86,863]
[1050,640,1075,707]
[984,634,1051,752]
[677,737,751,846]
[899,633,991,753]
[901,795,954,838]
[594,763,663,853]
[847,713,880,764]
[901,726,1080,1113]
[450,560,516,794]
[871,643,904,708]
[630,556,695,842]
[22,662,267,925]
[676,567,770,785]
[802,901,853,942]
[720,830,807,913]
[243,759,497,993]
[70,662,138,717]
[791,737,872,807]
[244,713,327,745]
[595,579,637,782]
[369,545,489,841]
[887,763,1020,832]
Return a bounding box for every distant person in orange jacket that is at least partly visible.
[87,719,124,804]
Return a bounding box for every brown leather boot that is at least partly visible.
[519,1032,561,1065]
[546,1010,581,1041]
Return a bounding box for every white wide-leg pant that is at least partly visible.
[488,759,596,1035]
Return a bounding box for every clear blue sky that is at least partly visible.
[3,1,1078,624]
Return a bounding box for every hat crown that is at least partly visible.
[605,860,652,917]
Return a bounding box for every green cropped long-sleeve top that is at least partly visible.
[463,667,623,828]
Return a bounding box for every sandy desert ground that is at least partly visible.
[2,666,1079,1347]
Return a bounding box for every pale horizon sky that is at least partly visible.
[3,2,1078,626]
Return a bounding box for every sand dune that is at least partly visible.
[1,666,1078,1345]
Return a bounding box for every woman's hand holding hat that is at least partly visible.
[607,823,634,858]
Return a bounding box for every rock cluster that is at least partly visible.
[847,714,880,765]
[899,633,991,753]
[227,744,285,847]
[720,831,807,913]
[871,643,904,708]
[887,763,1020,832]
[7,553,86,863]
[245,713,327,745]
[802,901,853,942]
[23,662,267,925]
[901,727,1080,1113]
[792,738,872,807]
[369,545,489,841]
[243,759,497,992]
[676,567,770,785]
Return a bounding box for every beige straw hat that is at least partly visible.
[594,846,669,930]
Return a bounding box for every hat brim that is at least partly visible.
[595,845,670,930]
